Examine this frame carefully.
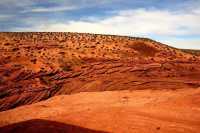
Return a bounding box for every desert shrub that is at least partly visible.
[59,39,65,43]
[31,58,37,64]
[12,48,19,52]
[4,43,10,46]
[13,64,22,68]
[60,63,72,71]
[40,67,45,71]
[91,45,96,48]
[59,51,65,55]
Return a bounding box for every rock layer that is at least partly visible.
[0,89,200,133]
[0,32,200,111]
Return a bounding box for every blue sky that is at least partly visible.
[0,0,200,49]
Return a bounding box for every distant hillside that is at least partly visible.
[0,32,200,111]
[181,49,200,56]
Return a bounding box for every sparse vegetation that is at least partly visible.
[1,32,200,113]
[12,48,19,52]
[181,49,200,56]
[31,58,37,64]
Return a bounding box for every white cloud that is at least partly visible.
[0,0,33,7]
[14,8,200,49]
[161,39,200,49]
[17,8,200,35]
[20,0,118,13]
[22,6,77,13]
[0,14,14,21]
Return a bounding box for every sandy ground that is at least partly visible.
[0,88,200,133]
[1,32,200,112]
[1,33,200,132]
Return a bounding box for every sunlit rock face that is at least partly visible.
[0,32,200,111]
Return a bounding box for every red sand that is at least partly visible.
[0,33,200,132]
[0,89,200,133]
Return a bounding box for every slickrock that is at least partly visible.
[0,32,200,112]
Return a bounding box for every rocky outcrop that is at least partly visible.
[0,32,200,111]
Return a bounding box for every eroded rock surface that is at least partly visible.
[0,89,200,133]
[0,32,200,111]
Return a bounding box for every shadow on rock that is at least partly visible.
[0,119,108,133]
